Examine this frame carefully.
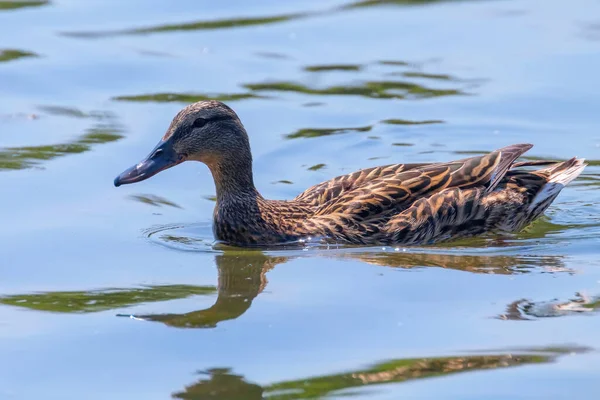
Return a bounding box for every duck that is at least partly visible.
[114,100,586,247]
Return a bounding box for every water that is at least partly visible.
[1,0,600,398]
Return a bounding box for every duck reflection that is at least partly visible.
[173,368,263,400]
[128,248,568,329]
[339,250,569,275]
[172,346,588,399]
[135,252,285,328]
[0,250,568,328]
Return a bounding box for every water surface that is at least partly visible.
[1,0,600,399]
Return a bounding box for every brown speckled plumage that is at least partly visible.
[115,101,587,247]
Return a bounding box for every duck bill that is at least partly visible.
[114,139,184,187]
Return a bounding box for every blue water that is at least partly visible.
[1,0,600,398]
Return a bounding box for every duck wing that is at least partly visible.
[313,143,533,222]
[293,163,429,207]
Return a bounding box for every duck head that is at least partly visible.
[114,100,253,188]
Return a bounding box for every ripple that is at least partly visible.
[0,1,48,11]
[113,92,264,103]
[304,64,363,72]
[342,0,476,9]
[285,118,443,139]
[0,107,123,170]
[113,57,474,110]
[0,284,216,313]
[139,220,581,275]
[244,79,465,100]
[0,126,123,170]
[382,118,444,125]
[307,163,326,171]
[286,125,372,139]
[58,0,473,39]
[143,222,217,253]
[36,105,114,119]
[0,48,37,63]
[401,71,456,80]
[62,13,308,38]
[128,194,183,209]
[500,292,600,320]
[173,346,590,399]
[581,21,600,42]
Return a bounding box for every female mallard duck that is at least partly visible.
[114,100,586,247]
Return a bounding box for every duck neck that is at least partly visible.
[208,154,260,205]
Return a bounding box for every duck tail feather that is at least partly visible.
[545,157,587,185]
[526,158,587,215]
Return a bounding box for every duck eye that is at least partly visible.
[193,118,207,129]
